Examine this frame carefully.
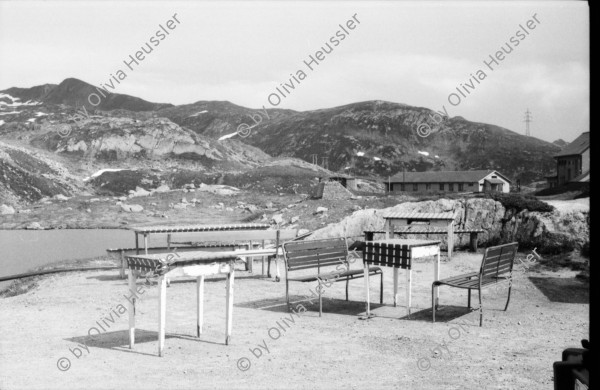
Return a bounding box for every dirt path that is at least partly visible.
[0,251,588,389]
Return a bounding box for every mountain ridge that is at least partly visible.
[1,78,561,185]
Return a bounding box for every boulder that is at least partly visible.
[196,184,240,196]
[54,194,69,201]
[0,204,15,215]
[315,207,328,214]
[129,187,150,197]
[25,222,43,230]
[291,216,300,223]
[272,214,284,225]
[153,184,170,193]
[245,204,258,213]
[121,204,144,213]
[298,229,310,236]
[311,197,589,253]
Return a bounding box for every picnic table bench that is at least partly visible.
[362,238,441,317]
[110,224,297,279]
[125,247,277,356]
[378,211,484,256]
[282,237,383,316]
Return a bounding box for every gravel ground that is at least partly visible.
[0,250,588,390]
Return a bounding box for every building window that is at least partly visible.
[469,182,475,186]
[413,183,418,191]
[492,175,497,178]
[439,183,444,191]
[426,183,431,190]
[449,183,454,191]
[400,183,405,191]
[458,183,464,191]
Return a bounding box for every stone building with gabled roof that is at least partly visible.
[386,170,511,193]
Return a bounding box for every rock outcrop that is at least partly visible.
[312,198,589,253]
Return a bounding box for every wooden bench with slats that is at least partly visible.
[432,242,519,326]
[283,237,383,316]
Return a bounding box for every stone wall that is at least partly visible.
[314,180,354,200]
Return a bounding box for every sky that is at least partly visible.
[0,0,589,143]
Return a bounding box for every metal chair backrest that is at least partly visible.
[283,237,349,273]
[480,242,519,279]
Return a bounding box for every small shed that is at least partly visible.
[322,174,358,191]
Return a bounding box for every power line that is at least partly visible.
[310,154,318,165]
[524,108,532,137]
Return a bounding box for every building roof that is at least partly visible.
[554,132,590,158]
[381,211,455,220]
[389,170,511,184]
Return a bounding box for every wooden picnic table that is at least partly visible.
[362,238,441,317]
[129,223,271,255]
[125,248,277,356]
[381,211,458,257]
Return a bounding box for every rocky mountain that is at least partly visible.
[553,139,568,148]
[161,100,560,184]
[1,78,562,203]
[0,83,56,103]
[29,116,269,169]
[0,141,77,204]
[1,78,172,112]
[157,101,295,139]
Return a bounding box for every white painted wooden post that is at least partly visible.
[447,221,454,258]
[434,249,440,307]
[196,275,205,337]
[393,268,399,307]
[245,243,252,273]
[158,275,167,357]
[364,261,371,316]
[225,261,235,345]
[144,234,149,255]
[406,269,412,317]
[128,270,136,349]
[119,251,125,279]
[385,218,391,240]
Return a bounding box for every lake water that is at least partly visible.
[0,229,134,283]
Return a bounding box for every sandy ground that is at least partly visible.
[0,251,588,390]
[544,198,589,214]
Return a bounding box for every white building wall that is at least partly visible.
[480,172,510,193]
